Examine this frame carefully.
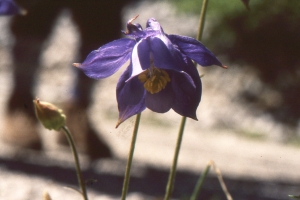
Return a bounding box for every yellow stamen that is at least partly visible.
[138,67,171,94]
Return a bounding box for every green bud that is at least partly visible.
[33,98,66,131]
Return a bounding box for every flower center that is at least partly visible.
[138,66,170,94]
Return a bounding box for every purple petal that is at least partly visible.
[0,0,23,15]
[171,59,202,120]
[77,38,136,79]
[146,18,163,31]
[167,34,225,67]
[116,64,146,127]
[122,22,146,40]
[132,29,189,75]
[131,39,151,77]
[150,36,186,71]
[145,83,173,113]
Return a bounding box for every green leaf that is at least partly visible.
[289,195,300,199]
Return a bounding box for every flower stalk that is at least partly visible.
[197,0,209,41]
[121,113,141,200]
[61,126,88,200]
[164,0,210,199]
[164,116,186,200]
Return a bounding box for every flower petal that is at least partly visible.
[122,22,146,40]
[131,39,151,77]
[0,0,23,15]
[116,64,146,127]
[167,34,224,67]
[131,25,189,77]
[77,38,136,79]
[150,36,186,72]
[145,82,173,113]
[146,18,163,32]
[171,59,202,120]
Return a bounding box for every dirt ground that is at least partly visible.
[0,1,300,199]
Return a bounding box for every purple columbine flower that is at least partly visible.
[75,16,226,127]
[0,0,24,15]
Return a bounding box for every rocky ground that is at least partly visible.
[0,1,300,199]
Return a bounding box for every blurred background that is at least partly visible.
[0,0,300,199]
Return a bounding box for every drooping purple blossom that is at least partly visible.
[75,16,226,127]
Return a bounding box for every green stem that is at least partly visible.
[190,163,211,200]
[164,116,186,200]
[190,1,211,199]
[196,0,209,42]
[196,0,210,189]
[164,0,210,199]
[61,126,88,200]
[121,113,141,200]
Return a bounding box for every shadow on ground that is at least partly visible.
[0,153,299,200]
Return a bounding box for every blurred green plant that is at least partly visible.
[172,0,255,16]
[207,0,300,137]
[174,0,300,138]
[289,195,300,199]
[237,129,266,141]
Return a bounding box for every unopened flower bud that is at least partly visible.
[43,192,52,200]
[33,98,66,131]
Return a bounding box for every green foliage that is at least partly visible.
[289,195,300,199]
[287,137,300,148]
[237,129,266,141]
[172,0,300,134]
[172,0,256,16]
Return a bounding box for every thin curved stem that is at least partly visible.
[190,162,211,200]
[121,113,141,200]
[61,126,88,200]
